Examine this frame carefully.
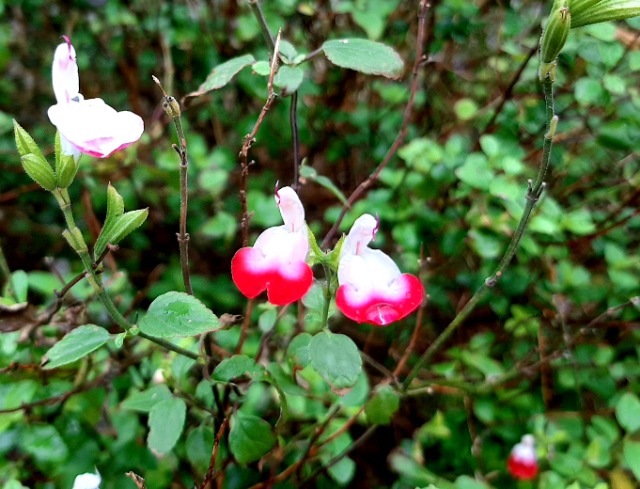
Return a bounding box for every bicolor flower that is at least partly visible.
[47,36,144,159]
[336,214,424,326]
[72,471,101,489]
[231,186,313,305]
[507,434,539,480]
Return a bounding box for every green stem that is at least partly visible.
[248,0,275,53]
[51,189,199,361]
[402,78,557,391]
[321,264,332,329]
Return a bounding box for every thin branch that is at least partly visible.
[291,91,300,190]
[239,30,282,246]
[402,77,558,391]
[248,0,275,53]
[321,0,430,248]
[152,75,193,295]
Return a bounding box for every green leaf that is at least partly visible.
[454,475,490,489]
[571,0,640,28]
[42,325,110,370]
[185,54,256,100]
[322,38,404,78]
[309,330,362,390]
[138,291,219,338]
[328,456,356,485]
[9,270,28,303]
[20,153,56,191]
[287,332,312,367]
[454,98,479,121]
[229,412,276,464]
[13,120,46,161]
[616,392,640,432]
[623,439,640,479]
[455,153,492,190]
[212,354,263,381]
[148,397,186,455]
[19,424,68,463]
[299,163,348,205]
[274,65,304,95]
[186,425,214,472]
[107,209,149,246]
[365,384,400,425]
[459,351,504,378]
[121,385,172,412]
[94,183,125,261]
[252,60,271,76]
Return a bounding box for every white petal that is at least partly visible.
[275,186,305,232]
[341,214,376,256]
[72,472,101,489]
[52,41,79,104]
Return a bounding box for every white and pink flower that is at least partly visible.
[507,434,539,480]
[231,186,313,305]
[47,36,144,159]
[336,214,424,326]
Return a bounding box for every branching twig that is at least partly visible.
[239,30,282,246]
[402,77,558,391]
[153,75,193,295]
[321,0,430,248]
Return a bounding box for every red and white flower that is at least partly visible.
[336,214,424,326]
[507,434,539,480]
[231,186,313,305]
[47,36,144,159]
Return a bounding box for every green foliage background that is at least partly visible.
[1,0,640,488]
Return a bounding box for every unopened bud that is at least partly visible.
[21,153,57,191]
[540,2,571,64]
[56,153,79,189]
[162,96,181,119]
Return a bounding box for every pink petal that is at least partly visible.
[52,40,79,104]
[231,247,312,306]
[47,99,144,158]
[507,455,538,480]
[336,273,423,326]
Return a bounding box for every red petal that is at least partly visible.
[336,273,424,326]
[231,247,313,305]
[266,262,313,306]
[231,247,270,298]
[507,455,538,480]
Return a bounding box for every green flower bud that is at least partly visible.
[21,153,57,191]
[56,153,79,189]
[540,2,572,64]
[570,0,640,28]
[539,1,572,81]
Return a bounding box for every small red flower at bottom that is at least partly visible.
[336,214,424,326]
[231,186,312,306]
[507,435,538,480]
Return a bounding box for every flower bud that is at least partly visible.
[162,96,181,119]
[21,153,57,191]
[56,153,79,188]
[540,2,571,64]
[571,0,640,28]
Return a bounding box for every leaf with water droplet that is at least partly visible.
[138,291,220,338]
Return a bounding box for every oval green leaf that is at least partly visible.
[138,291,219,338]
[42,324,110,370]
[322,38,404,79]
[212,354,263,382]
[229,412,276,464]
[185,54,256,100]
[148,397,186,455]
[309,330,362,390]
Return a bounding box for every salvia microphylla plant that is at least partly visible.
[5,0,640,485]
[231,185,424,325]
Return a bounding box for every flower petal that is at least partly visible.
[231,246,312,305]
[507,455,538,480]
[336,273,423,326]
[48,99,144,158]
[52,39,79,104]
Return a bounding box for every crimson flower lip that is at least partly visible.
[507,434,539,480]
[231,186,313,306]
[47,36,144,159]
[335,214,424,326]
